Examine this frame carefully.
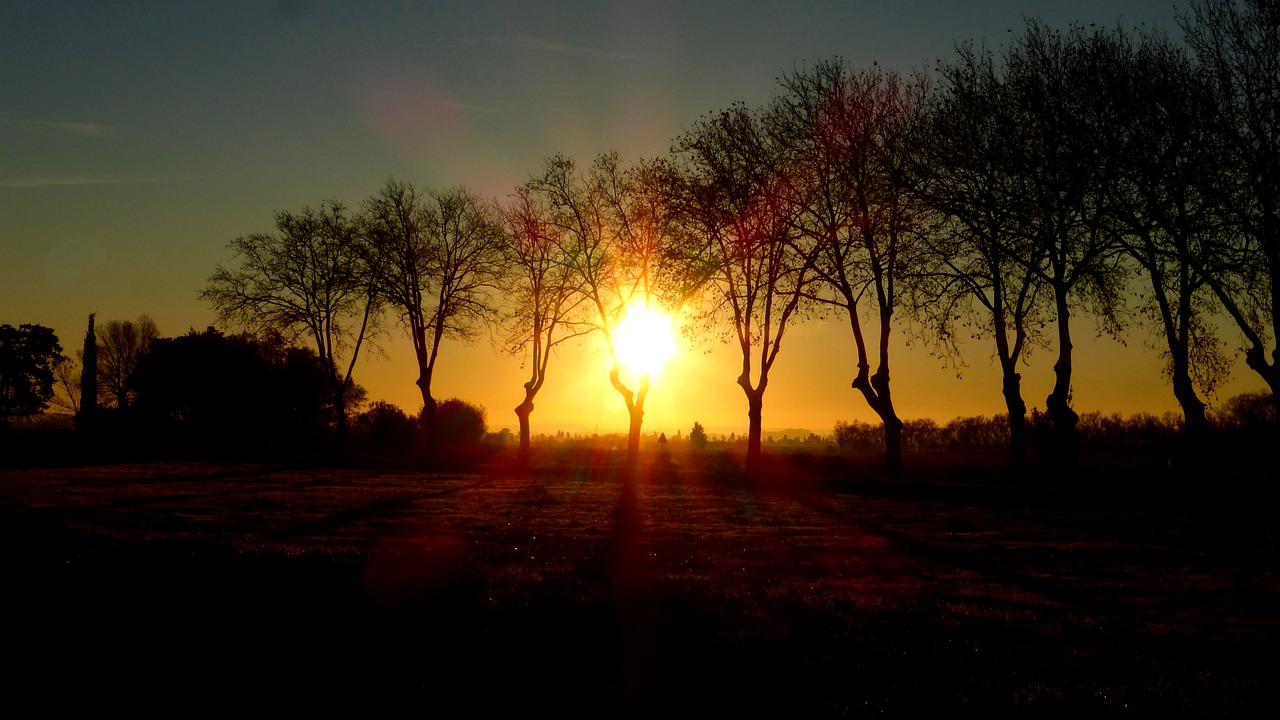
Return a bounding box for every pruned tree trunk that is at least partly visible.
[1045,292,1079,468]
[419,385,437,461]
[515,395,534,463]
[1002,369,1028,473]
[743,386,764,472]
[853,364,903,477]
[626,404,644,469]
[610,364,649,476]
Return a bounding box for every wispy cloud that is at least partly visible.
[2,119,115,138]
[483,34,641,61]
[1,174,173,189]
[450,100,514,114]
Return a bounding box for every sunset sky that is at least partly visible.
[3,0,1266,436]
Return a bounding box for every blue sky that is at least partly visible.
[8,0,1243,434]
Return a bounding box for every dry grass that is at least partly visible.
[1,455,1276,716]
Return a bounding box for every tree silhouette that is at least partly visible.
[131,328,335,450]
[770,59,931,476]
[49,352,81,415]
[1180,0,1280,415]
[0,324,63,428]
[670,104,820,471]
[77,313,98,431]
[1001,21,1132,466]
[1101,30,1231,437]
[913,41,1049,471]
[689,420,708,450]
[203,201,379,440]
[497,184,591,461]
[526,153,680,470]
[96,313,158,410]
[364,180,505,457]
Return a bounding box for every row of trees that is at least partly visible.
[1,315,157,429]
[201,1,1277,474]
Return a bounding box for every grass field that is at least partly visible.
[1,455,1276,716]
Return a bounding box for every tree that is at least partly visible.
[1002,21,1134,465]
[203,201,380,440]
[769,58,932,476]
[132,328,339,449]
[670,104,819,471]
[364,180,506,457]
[435,397,487,451]
[96,313,158,410]
[1102,30,1231,436]
[526,153,681,470]
[689,420,708,450]
[0,324,63,428]
[913,41,1050,471]
[77,313,98,430]
[497,184,590,461]
[1180,0,1280,414]
[48,352,82,415]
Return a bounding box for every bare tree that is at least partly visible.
[913,42,1049,471]
[526,153,680,470]
[49,352,82,415]
[768,59,932,475]
[497,185,590,461]
[669,104,819,471]
[96,313,158,410]
[1001,21,1133,465]
[364,179,506,456]
[1180,0,1280,413]
[1103,31,1232,437]
[203,201,379,440]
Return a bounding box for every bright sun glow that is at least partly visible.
[613,303,677,378]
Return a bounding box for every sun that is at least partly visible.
[613,302,677,378]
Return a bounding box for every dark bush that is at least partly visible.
[433,398,487,453]
[352,401,418,456]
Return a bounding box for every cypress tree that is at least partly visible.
[77,313,97,430]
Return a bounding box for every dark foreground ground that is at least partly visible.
[1,456,1277,716]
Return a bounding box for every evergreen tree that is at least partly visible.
[77,313,98,430]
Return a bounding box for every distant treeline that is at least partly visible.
[4,2,1278,477]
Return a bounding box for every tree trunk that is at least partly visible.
[744,388,764,472]
[1002,370,1027,474]
[1045,291,1079,468]
[515,398,533,463]
[626,404,644,471]
[853,365,903,477]
[1170,362,1208,437]
[77,314,97,433]
[419,385,437,461]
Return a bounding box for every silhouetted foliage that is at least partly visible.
[131,328,336,452]
[525,153,681,469]
[364,180,505,457]
[914,41,1048,472]
[1180,0,1280,412]
[434,397,487,455]
[1213,390,1277,430]
[1099,31,1229,435]
[77,314,97,430]
[497,183,591,461]
[670,104,818,470]
[351,400,418,457]
[770,58,932,476]
[690,421,708,450]
[96,314,158,410]
[203,201,380,440]
[0,323,63,428]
